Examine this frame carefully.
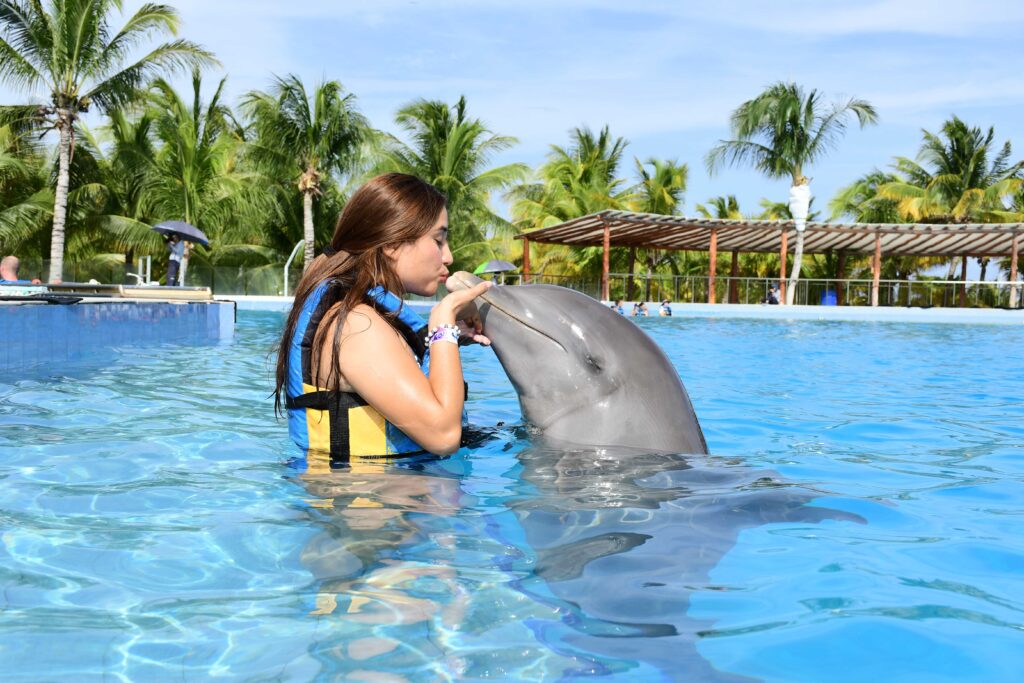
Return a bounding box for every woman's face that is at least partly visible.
[389,208,453,296]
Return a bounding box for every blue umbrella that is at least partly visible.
[473,259,517,275]
[152,220,210,246]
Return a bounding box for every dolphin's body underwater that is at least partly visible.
[449,272,708,454]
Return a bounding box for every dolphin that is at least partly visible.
[448,272,708,454]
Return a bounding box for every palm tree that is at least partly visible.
[830,170,902,224]
[835,120,1023,292]
[695,195,742,221]
[629,157,688,300]
[64,111,165,279]
[146,72,272,284]
[535,125,633,219]
[243,75,366,270]
[634,157,687,214]
[706,82,877,303]
[378,96,527,269]
[0,0,214,282]
[695,195,745,302]
[0,118,51,263]
[510,126,636,287]
[877,117,1023,223]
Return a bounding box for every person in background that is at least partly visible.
[610,299,625,315]
[763,285,780,305]
[0,256,42,284]
[165,234,187,286]
[659,299,672,316]
[631,302,641,316]
[637,302,650,317]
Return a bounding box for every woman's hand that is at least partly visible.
[456,304,489,346]
[430,280,493,345]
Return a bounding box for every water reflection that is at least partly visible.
[289,443,864,681]
[296,455,472,677]
[510,445,865,682]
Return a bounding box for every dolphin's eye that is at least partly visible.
[585,354,602,371]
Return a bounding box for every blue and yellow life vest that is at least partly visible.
[286,282,438,464]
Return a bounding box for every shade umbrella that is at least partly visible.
[473,259,516,275]
[152,220,210,246]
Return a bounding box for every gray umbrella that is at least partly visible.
[152,220,210,246]
[473,259,517,275]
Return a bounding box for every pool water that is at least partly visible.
[1,311,1022,681]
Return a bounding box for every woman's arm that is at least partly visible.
[329,282,491,455]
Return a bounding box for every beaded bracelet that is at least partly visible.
[424,323,461,347]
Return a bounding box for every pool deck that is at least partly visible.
[221,295,1024,326]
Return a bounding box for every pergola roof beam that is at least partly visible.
[517,210,1024,257]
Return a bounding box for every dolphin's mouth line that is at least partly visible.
[479,292,566,352]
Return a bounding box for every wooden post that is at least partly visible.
[837,251,846,306]
[708,228,718,304]
[729,251,739,304]
[1010,232,1020,308]
[521,237,530,284]
[959,255,968,307]
[871,231,881,307]
[601,216,611,302]
[779,229,788,303]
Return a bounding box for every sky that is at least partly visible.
[3,0,1023,273]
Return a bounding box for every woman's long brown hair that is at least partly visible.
[273,173,447,415]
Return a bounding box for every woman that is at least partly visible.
[275,173,492,462]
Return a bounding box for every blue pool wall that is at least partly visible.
[1,300,235,374]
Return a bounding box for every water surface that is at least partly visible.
[1,312,1022,681]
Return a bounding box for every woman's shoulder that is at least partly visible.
[332,301,385,336]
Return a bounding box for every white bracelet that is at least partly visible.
[425,323,461,347]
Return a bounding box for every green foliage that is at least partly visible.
[243,74,366,266]
[875,117,1023,223]
[633,157,687,215]
[509,126,638,280]
[696,195,742,220]
[0,121,51,256]
[376,95,528,269]
[145,72,279,271]
[0,0,214,280]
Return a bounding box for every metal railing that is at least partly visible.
[16,260,1022,307]
[502,273,1022,308]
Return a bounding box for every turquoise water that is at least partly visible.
[1,311,1023,681]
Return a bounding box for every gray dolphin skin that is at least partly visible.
[448,271,708,454]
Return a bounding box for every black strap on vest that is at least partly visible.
[285,391,367,411]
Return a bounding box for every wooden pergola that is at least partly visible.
[516,211,1023,306]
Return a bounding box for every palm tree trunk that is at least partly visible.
[785,175,811,306]
[626,247,636,300]
[786,231,805,305]
[302,191,315,271]
[644,252,654,301]
[49,118,73,283]
[729,251,739,303]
